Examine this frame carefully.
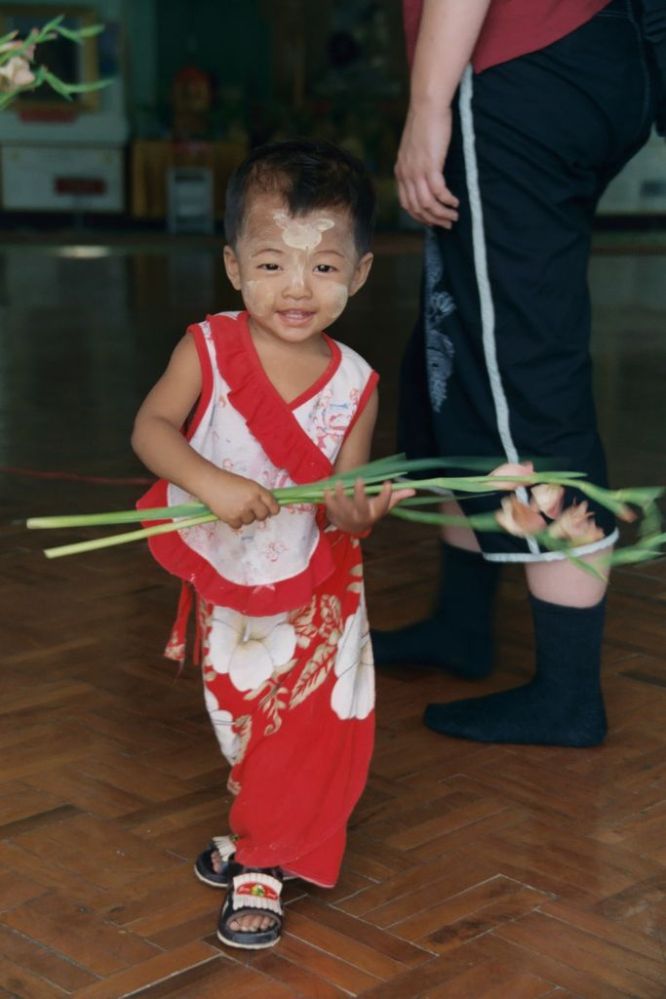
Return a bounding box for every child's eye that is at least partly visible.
[314,264,336,273]
[258,263,280,271]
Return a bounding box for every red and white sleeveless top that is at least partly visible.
[137,311,378,616]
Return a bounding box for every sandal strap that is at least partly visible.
[230,871,283,917]
[210,835,236,862]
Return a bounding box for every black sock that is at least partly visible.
[371,542,501,679]
[424,594,607,747]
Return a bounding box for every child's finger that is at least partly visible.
[264,492,280,516]
[387,487,416,511]
[368,480,393,519]
[253,499,274,521]
[353,478,370,517]
[324,487,345,517]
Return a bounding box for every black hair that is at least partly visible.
[224,139,375,254]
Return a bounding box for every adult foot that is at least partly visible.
[424,681,607,747]
[371,618,493,678]
[371,542,500,679]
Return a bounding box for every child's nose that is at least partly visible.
[285,274,312,298]
[283,269,313,298]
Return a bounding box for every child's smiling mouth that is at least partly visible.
[278,309,316,325]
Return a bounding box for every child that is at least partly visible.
[132,140,412,950]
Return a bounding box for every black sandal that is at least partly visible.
[194,835,296,888]
[217,864,283,950]
[194,835,237,888]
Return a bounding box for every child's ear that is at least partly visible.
[349,252,374,296]
[223,245,242,290]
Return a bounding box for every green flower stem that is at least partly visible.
[43,513,216,560]
[25,451,665,567]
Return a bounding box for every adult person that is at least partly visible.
[372,0,665,746]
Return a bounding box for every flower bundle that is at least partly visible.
[26,455,665,575]
[0,16,111,111]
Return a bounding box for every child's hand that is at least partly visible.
[324,479,415,536]
[199,471,280,530]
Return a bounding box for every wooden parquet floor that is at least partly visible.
[1,238,665,997]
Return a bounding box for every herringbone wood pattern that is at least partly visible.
[1,236,665,997]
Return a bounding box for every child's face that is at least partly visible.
[223,192,373,346]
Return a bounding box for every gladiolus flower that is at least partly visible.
[0,37,36,91]
[496,495,547,537]
[548,501,605,545]
[489,461,534,491]
[530,483,565,519]
[0,56,35,89]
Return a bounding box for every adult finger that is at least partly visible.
[414,177,458,227]
[429,169,459,210]
[398,177,429,225]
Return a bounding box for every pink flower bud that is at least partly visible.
[530,483,565,519]
[617,504,638,523]
[489,461,534,491]
[496,495,547,537]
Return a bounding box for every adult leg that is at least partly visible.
[373,230,503,677]
[371,527,500,678]
[425,2,656,744]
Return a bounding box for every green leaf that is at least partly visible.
[389,508,499,530]
[53,23,105,43]
[615,486,665,505]
[609,547,663,566]
[42,68,73,99]
[39,16,65,35]
[635,530,666,549]
[56,77,114,95]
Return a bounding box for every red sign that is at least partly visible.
[55,177,107,196]
[19,107,78,124]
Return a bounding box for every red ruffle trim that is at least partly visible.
[137,480,336,617]
[136,312,342,615]
[209,312,335,485]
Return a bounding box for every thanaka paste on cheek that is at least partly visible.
[243,279,273,316]
[325,282,349,319]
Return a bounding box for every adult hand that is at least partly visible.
[395,103,459,228]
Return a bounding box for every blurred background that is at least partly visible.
[0,0,412,232]
[0,0,664,235]
[0,0,664,492]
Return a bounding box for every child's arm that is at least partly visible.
[324,389,414,535]
[132,335,279,530]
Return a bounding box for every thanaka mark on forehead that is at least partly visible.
[272,210,335,250]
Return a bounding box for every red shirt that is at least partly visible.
[403,0,612,73]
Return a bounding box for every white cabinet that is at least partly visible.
[1,144,124,212]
